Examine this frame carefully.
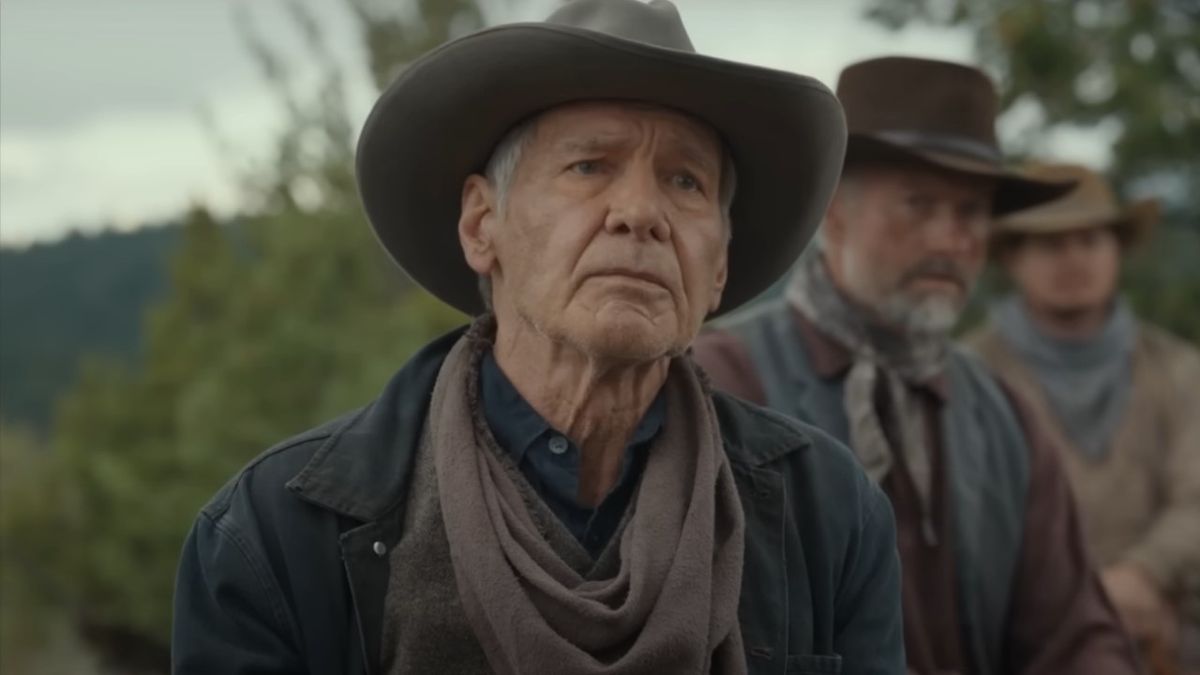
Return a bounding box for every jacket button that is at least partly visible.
[372,541,387,557]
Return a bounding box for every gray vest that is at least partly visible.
[722,301,1029,675]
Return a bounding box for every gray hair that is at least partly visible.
[813,168,866,253]
[477,114,739,310]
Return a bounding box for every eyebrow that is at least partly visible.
[672,139,721,176]
[555,133,721,177]
[556,134,626,155]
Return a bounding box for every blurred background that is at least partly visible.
[0,0,1196,672]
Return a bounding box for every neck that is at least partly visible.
[492,316,668,507]
[1023,298,1112,341]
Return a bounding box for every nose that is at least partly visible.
[603,162,671,243]
[924,206,984,257]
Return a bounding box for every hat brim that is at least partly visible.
[995,198,1161,245]
[356,22,847,317]
[845,134,1074,216]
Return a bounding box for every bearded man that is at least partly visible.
[694,57,1140,675]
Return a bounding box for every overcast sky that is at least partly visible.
[0,0,1110,247]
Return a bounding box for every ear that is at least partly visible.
[821,184,852,249]
[458,174,499,277]
[708,247,729,313]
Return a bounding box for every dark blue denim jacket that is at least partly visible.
[172,327,905,674]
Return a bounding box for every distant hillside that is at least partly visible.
[0,225,182,431]
[0,216,1194,435]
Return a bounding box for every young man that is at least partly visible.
[969,163,1200,671]
[694,58,1140,675]
[172,2,905,673]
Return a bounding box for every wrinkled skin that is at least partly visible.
[457,101,729,504]
[461,101,728,363]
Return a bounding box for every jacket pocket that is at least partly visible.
[785,653,842,674]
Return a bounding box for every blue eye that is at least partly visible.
[571,160,600,175]
[673,173,700,191]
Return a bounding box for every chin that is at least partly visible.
[568,306,683,362]
[881,291,963,336]
[1046,290,1108,311]
[1044,296,1106,318]
[907,300,961,335]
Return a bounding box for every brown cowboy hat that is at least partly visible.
[836,56,1073,216]
[355,0,847,317]
[993,162,1160,247]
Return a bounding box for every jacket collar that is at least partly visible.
[285,326,466,522]
[710,387,814,467]
[286,325,810,522]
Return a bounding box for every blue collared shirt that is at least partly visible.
[479,350,665,557]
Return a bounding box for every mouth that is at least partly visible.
[907,274,965,291]
[587,268,669,290]
[898,257,970,295]
[1052,270,1093,288]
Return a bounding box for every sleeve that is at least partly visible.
[690,329,770,405]
[172,511,304,674]
[1121,344,1200,592]
[835,483,907,675]
[1000,386,1142,675]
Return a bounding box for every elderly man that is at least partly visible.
[172,2,904,674]
[693,57,1141,675]
[968,163,1200,671]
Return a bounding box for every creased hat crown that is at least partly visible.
[547,0,695,51]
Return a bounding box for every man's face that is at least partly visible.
[459,101,729,361]
[1004,226,1121,315]
[823,162,994,334]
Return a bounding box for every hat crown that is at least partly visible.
[994,162,1159,243]
[547,0,695,52]
[1003,163,1123,224]
[1024,163,1118,212]
[838,56,1000,161]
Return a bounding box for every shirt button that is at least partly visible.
[548,435,569,455]
[372,541,387,557]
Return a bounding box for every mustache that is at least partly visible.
[899,257,970,288]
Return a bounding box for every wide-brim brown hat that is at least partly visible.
[836,56,1072,216]
[994,162,1160,246]
[356,0,847,317]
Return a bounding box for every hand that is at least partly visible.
[1101,563,1179,650]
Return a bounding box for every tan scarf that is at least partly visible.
[429,321,747,675]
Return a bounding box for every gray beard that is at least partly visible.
[877,291,962,337]
[838,243,967,337]
[786,249,949,383]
